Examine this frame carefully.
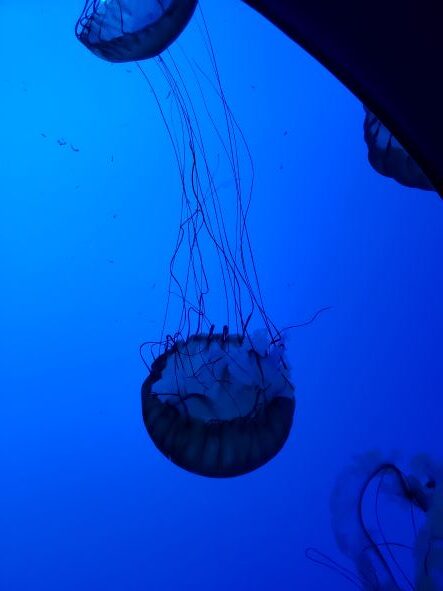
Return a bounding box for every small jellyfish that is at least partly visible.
[308,452,443,589]
[363,108,434,191]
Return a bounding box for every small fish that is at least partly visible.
[70,144,80,152]
[57,138,67,147]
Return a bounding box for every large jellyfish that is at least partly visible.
[308,453,443,589]
[142,332,294,477]
[243,0,443,195]
[76,1,296,477]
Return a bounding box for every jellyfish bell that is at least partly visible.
[142,330,295,477]
[75,0,198,62]
[363,108,434,191]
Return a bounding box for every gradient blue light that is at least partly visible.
[1,1,442,590]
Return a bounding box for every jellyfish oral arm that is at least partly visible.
[242,0,443,196]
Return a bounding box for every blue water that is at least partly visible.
[1,2,442,589]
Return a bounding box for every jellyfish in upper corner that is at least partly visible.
[75,0,198,62]
[242,0,443,195]
[308,453,443,590]
[76,1,296,478]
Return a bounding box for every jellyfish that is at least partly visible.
[75,0,198,62]
[307,453,443,589]
[76,3,296,477]
[363,108,434,191]
[142,331,294,477]
[242,0,443,195]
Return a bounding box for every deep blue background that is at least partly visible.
[1,1,442,589]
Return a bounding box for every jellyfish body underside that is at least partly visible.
[142,334,295,478]
[76,0,198,62]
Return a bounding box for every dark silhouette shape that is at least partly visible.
[142,333,295,478]
[363,108,434,191]
[243,0,443,196]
